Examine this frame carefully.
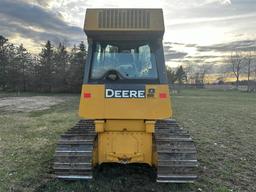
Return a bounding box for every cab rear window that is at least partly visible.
[90,41,158,80]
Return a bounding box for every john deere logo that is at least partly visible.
[147,88,155,98]
[105,89,145,98]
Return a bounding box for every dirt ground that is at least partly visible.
[0,96,65,112]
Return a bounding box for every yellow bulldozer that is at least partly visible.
[53,8,198,183]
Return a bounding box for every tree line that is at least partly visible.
[0,35,191,93]
[0,35,86,93]
[1,34,255,93]
[168,50,256,92]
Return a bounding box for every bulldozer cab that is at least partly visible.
[79,9,172,120]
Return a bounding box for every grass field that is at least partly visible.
[0,89,255,192]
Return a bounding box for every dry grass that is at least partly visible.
[0,89,255,192]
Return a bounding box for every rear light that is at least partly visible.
[159,93,167,99]
[83,92,91,98]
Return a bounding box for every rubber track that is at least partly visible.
[53,119,96,179]
[155,119,198,183]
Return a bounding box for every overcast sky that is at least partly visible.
[0,0,256,67]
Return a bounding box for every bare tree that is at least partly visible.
[201,63,214,84]
[252,51,256,92]
[183,62,194,83]
[194,72,204,88]
[254,60,256,82]
[245,51,253,92]
[230,51,243,89]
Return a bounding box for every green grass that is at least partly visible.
[0,94,80,192]
[0,89,255,192]
[172,89,256,192]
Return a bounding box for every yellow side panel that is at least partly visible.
[80,85,105,117]
[79,84,172,120]
[98,132,152,165]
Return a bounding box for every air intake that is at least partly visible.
[98,9,150,29]
[84,9,164,39]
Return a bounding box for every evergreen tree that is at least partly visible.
[175,65,187,84]
[30,56,41,91]
[53,43,69,92]
[0,37,88,93]
[0,36,9,90]
[16,44,31,91]
[39,40,54,92]
[7,43,19,91]
[166,66,177,84]
[67,41,87,92]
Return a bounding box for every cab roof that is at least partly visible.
[84,9,165,40]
